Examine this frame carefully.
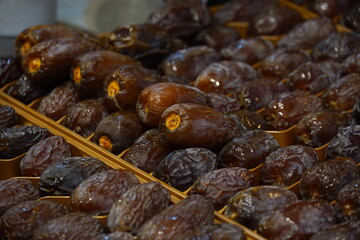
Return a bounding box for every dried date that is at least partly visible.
[226,110,266,131]
[309,220,360,240]
[341,52,360,75]
[0,56,22,87]
[0,105,17,129]
[353,100,360,125]
[194,25,239,51]
[207,93,242,114]
[335,179,360,222]
[190,223,246,240]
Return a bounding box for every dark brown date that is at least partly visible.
[136,82,211,127]
[70,169,139,215]
[310,0,353,18]
[224,186,298,229]
[94,110,145,154]
[0,178,40,216]
[278,17,336,50]
[107,181,170,234]
[300,157,360,201]
[194,25,239,51]
[226,110,266,131]
[326,125,360,163]
[259,48,311,81]
[353,100,360,125]
[207,93,242,114]
[220,37,274,65]
[321,73,360,110]
[335,179,360,222]
[0,56,22,87]
[0,105,17,129]
[32,212,105,240]
[0,125,49,159]
[63,98,109,138]
[194,61,258,95]
[264,91,324,130]
[159,46,220,84]
[190,223,246,240]
[137,195,214,240]
[344,3,360,33]
[258,199,337,240]
[0,200,69,240]
[294,109,352,148]
[262,145,319,187]
[71,50,141,99]
[219,130,279,169]
[37,81,80,121]
[20,135,72,177]
[153,148,218,191]
[159,103,239,150]
[123,129,173,173]
[103,65,164,111]
[190,167,255,210]
[341,52,360,75]
[39,156,109,196]
[309,220,360,240]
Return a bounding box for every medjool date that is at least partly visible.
[39,156,109,196]
[159,46,220,83]
[0,56,22,87]
[309,220,360,240]
[194,25,239,51]
[194,61,258,95]
[0,200,69,240]
[123,129,172,173]
[137,195,214,240]
[63,98,109,138]
[207,93,241,114]
[159,103,239,150]
[0,178,40,216]
[225,186,298,229]
[300,157,360,201]
[153,148,218,191]
[190,223,246,240]
[262,145,319,187]
[37,81,80,121]
[335,179,360,222]
[107,181,170,234]
[226,110,266,131]
[258,200,337,240]
[0,125,49,159]
[71,50,141,99]
[219,130,279,169]
[70,169,139,215]
[20,135,72,177]
[341,52,360,75]
[190,167,255,209]
[136,82,211,127]
[0,105,17,129]
[295,109,351,148]
[94,111,146,154]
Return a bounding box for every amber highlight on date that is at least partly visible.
[107,80,120,98]
[28,58,41,74]
[20,41,31,55]
[72,67,81,84]
[165,114,181,131]
[99,136,113,151]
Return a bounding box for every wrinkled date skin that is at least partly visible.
[353,100,360,125]
[123,129,173,173]
[63,98,109,138]
[221,37,274,65]
[39,156,109,196]
[207,93,241,114]
[190,223,246,240]
[248,4,303,36]
[264,91,324,130]
[22,37,100,87]
[37,81,80,121]
[159,103,239,150]
[153,148,218,191]
[20,135,72,177]
[226,110,266,132]
[294,109,352,148]
[71,50,141,99]
[194,25,239,51]
[104,65,164,111]
[137,195,214,240]
[194,61,258,95]
[219,130,280,169]
[224,186,298,229]
[32,212,105,240]
[0,105,18,129]
[146,0,211,38]
[313,32,360,62]
[309,220,360,240]
[335,179,360,222]
[136,82,212,127]
[341,52,360,75]
[300,157,360,201]
[107,181,170,234]
[0,179,40,216]
[326,125,360,163]
[0,125,49,159]
[259,48,311,81]
[190,167,255,210]
[0,200,69,240]
[310,0,353,18]
[0,56,22,87]
[261,145,319,187]
[159,46,220,84]
[94,110,146,155]
[321,73,360,110]
[278,17,336,50]
[70,169,139,215]
[258,200,337,240]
